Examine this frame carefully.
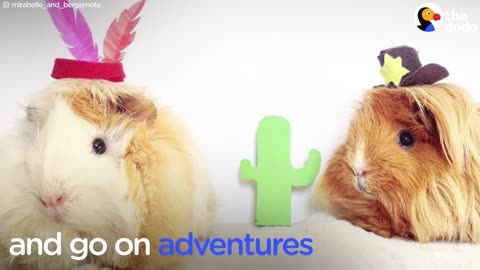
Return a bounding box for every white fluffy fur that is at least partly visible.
[352,140,366,175]
[0,93,143,269]
[0,79,216,270]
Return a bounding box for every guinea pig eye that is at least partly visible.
[398,130,415,149]
[92,138,107,155]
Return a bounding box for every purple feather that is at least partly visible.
[47,0,98,62]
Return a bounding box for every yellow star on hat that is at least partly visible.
[380,53,410,86]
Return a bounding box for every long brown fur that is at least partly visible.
[313,83,480,243]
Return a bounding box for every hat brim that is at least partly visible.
[401,63,449,87]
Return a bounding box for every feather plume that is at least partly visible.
[46,0,98,62]
[103,0,146,63]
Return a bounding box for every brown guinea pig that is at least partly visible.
[313,83,480,243]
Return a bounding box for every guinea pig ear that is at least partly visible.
[406,84,475,171]
[114,93,158,124]
[412,102,439,137]
[25,94,51,125]
[26,106,43,123]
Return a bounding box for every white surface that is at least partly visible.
[181,212,480,270]
[0,0,479,224]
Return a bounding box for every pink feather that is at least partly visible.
[103,0,146,63]
[46,0,98,62]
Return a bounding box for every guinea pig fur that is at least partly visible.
[313,83,480,243]
[0,79,216,270]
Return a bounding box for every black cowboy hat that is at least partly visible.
[377,45,449,87]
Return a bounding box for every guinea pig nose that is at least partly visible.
[353,169,368,177]
[39,193,66,208]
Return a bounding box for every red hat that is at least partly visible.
[51,58,126,82]
[47,0,146,82]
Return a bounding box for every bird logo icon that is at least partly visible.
[417,6,442,32]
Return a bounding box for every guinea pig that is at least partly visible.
[312,83,480,243]
[0,79,215,270]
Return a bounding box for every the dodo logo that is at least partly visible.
[415,3,443,32]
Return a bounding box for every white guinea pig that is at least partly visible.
[0,79,215,270]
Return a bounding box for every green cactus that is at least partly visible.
[240,116,321,226]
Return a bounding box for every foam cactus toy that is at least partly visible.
[240,116,321,226]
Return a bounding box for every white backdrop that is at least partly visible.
[0,0,479,224]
